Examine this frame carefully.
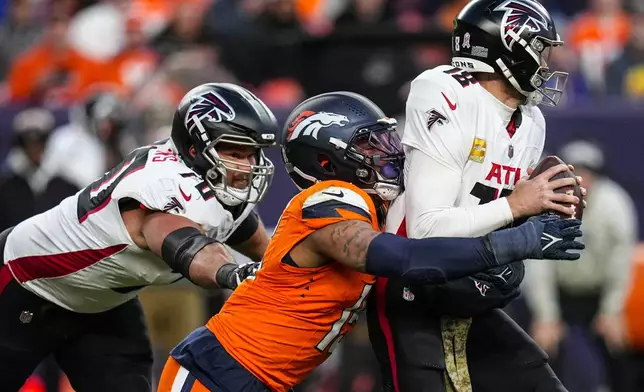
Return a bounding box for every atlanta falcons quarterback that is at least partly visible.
[369,1,582,391]
[0,83,278,391]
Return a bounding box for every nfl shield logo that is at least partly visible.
[19,310,33,324]
[402,287,415,302]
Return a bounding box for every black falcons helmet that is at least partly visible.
[452,0,568,106]
[171,83,279,206]
[282,92,404,202]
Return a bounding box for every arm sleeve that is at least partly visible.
[599,187,638,316]
[405,148,514,238]
[366,219,543,283]
[401,75,513,239]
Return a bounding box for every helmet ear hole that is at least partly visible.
[318,154,335,175]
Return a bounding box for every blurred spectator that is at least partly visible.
[133,47,238,115]
[33,90,135,191]
[568,0,632,94]
[107,17,159,96]
[0,108,53,230]
[153,2,212,59]
[206,0,265,37]
[218,0,305,86]
[256,0,303,31]
[606,13,644,97]
[256,77,305,113]
[524,140,639,392]
[0,0,43,79]
[549,46,591,104]
[435,0,470,32]
[334,0,394,27]
[66,0,125,62]
[126,0,177,37]
[6,14,100,105]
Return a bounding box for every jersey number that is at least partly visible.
[443,67,478,88]
[316,283,372,353]
[470,182,512,205]
[77,146,154,223]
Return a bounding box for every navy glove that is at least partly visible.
[486,214,585,265]
[529,214,585,260]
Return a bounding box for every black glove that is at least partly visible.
[530,214,585,260]
[472,261,525,296]
[215,262,260,290]
[417,261,524,318]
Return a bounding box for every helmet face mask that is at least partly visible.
[199,133,275,206]
[497,35,568,106]
[344,118,403,201]
[452,0,568,107]
[171,83,279,207]
[526,37,568,106]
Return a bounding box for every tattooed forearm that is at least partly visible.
[312,220,379,272]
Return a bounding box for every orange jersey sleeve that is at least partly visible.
[207,180,379,391]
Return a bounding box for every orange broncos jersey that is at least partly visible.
[207,180,379,391]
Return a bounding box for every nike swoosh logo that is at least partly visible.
[179,185,192,202]
[322,190,344,198]
[441,92,457,110]
[541,233,562,251]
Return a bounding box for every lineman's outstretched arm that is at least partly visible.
[140,211,248,290]
[308,214,584,284]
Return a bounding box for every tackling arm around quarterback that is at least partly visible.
[300,213,583,283]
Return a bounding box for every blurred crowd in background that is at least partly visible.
[1,0,644,392]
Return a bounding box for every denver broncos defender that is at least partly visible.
[370,1,581,391]
[0,83,278,392]
[158,92,584,392]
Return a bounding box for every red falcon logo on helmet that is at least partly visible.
[494,0,550,51]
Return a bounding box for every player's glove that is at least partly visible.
[530,214,584,260]
[417,261,525,318]
[472,261,525,295]
[486,214,584,265]
[215,262,260,290]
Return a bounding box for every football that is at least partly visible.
[529,155,584,220]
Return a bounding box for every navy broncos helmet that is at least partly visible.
[171,83,279,206]
[282,92,404,203]
[452,0,567,106]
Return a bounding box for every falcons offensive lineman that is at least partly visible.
[0,83,278,392]
[369,1,581,391]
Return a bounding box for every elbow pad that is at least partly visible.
[161,227,218,280]
[365,233,497,284]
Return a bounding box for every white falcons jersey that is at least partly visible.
[387,65,546,237]
[3,139,254,313]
